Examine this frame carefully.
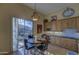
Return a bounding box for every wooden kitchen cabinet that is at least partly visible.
[50,20,56,31]
[44,19,52,31]
[50,36,78,52]
[62,18,76,31]
[67,18,73,28]
[43,19,48,31]
[56,20,62,31]
[50,36,61,46]
[50,36,57,45]
[55,37,61,45]
[62,19,68,31]
[44,16,79,32]
[51,20,57,31]
[60,38,77,52]
[67,18,76,29]
[76,17,79,32]
[71,18,76,29]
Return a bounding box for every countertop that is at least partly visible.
[35,31,79,40]
[43,31,79,39]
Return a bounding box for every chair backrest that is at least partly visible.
[28,35,34,38]
[24,38,35,50]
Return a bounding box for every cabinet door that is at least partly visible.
[44,19,48,31]
[62,19,68,31]
[56,20,62,31]
[68,18,76,29]
[71,18,76,29]
[51,21,57,31]
[76,17,79,32]
[67,18,72,28]
[60,38,77,52]
[50,36,61,46]
[50,36,57,45]
[55,37,61,45]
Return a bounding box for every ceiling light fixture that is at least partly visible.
[31,3,40,21]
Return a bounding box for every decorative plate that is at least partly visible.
[63,7,75,17]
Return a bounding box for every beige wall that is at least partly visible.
[46,6,79,20]
[0,3,45,54]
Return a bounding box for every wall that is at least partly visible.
[0,3,45,54]
[46,6,79,20]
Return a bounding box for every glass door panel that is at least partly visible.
[13,17,33,55]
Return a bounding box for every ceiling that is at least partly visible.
[24,3,79,15]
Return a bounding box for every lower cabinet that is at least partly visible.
[50,36,78,53]
[60,38,77,52]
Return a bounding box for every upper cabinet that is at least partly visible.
[62,19,68,31]
[44,16,79,33]
[56,20,62,31]
[67,18,76,29]
[43,19,51,31]
[76,17,79,32]
[51,20,57,31]
[60,17,77,32]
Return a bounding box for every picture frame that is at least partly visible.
[37,24,42,33]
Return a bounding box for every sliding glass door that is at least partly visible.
[12,17,33,55]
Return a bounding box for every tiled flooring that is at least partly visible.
[13,44,77,55]
[13,49,49,55]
